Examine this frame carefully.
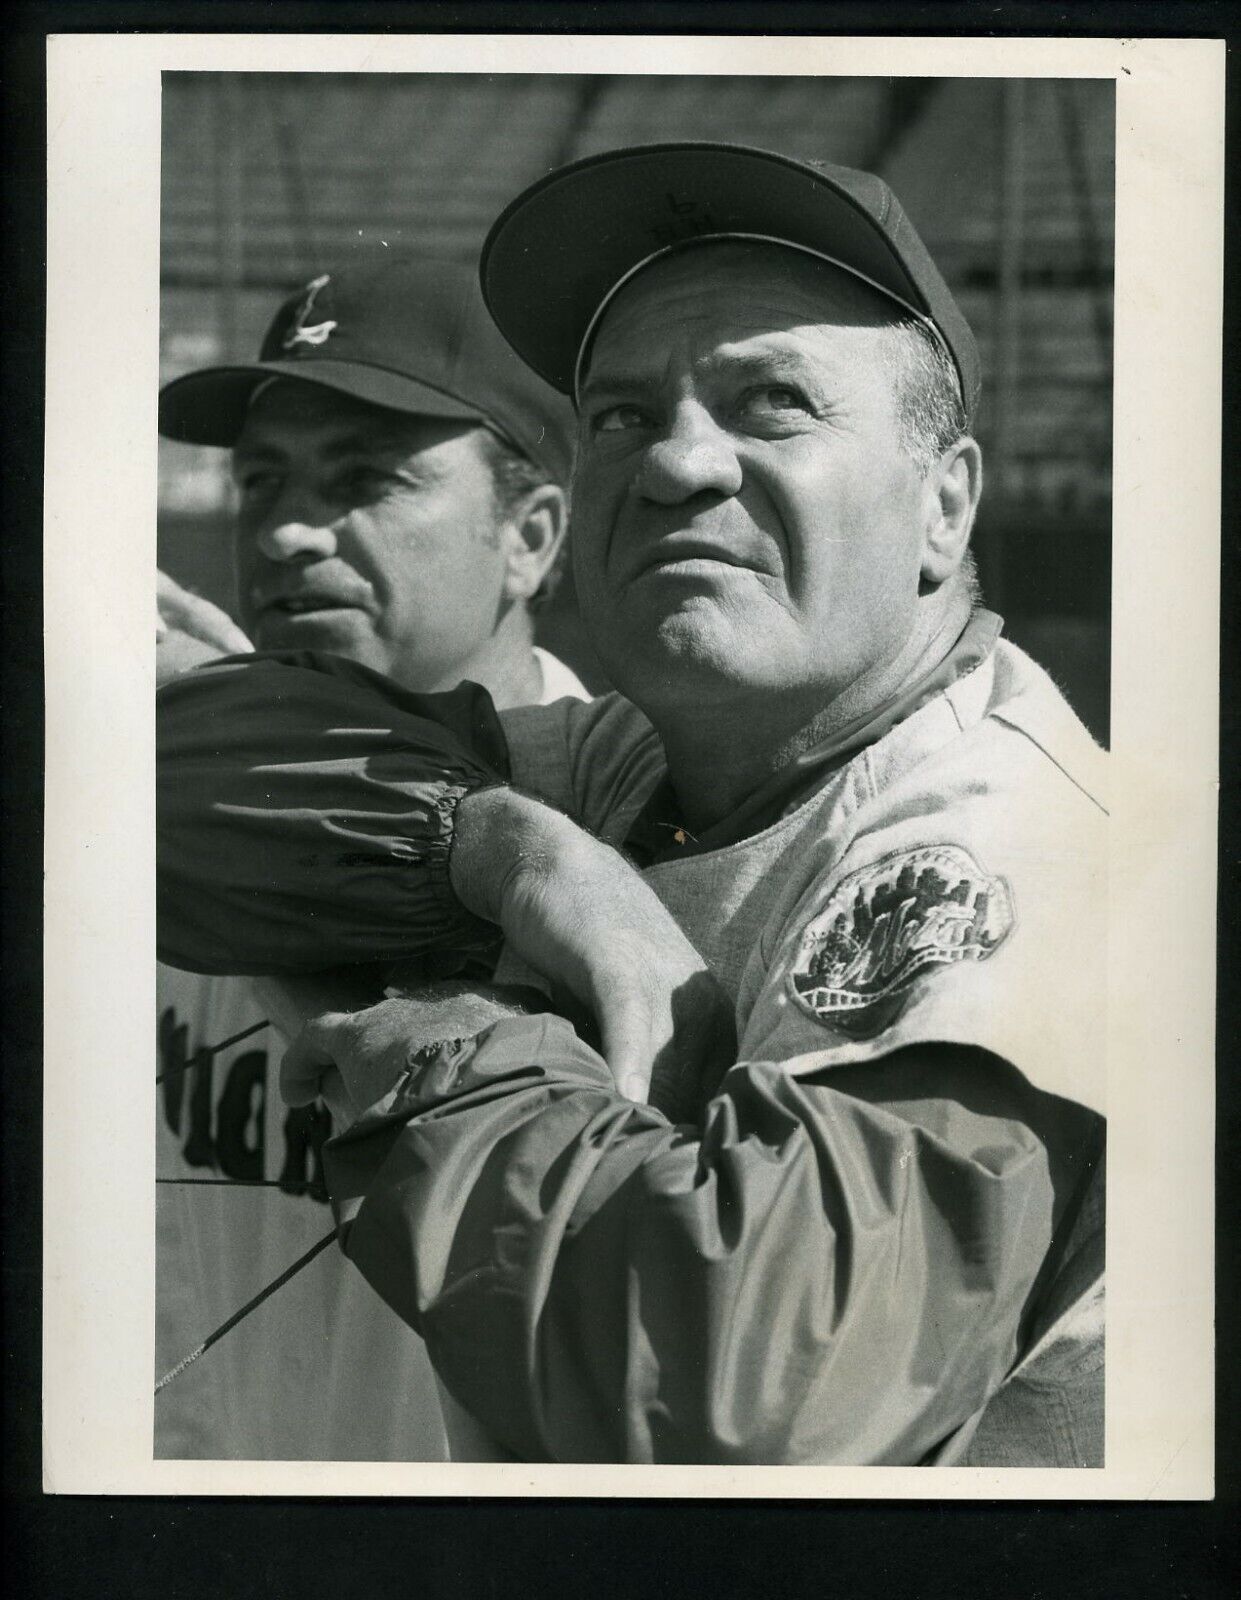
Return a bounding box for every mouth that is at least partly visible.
[633,542,752,580]
[257,595,365,617]
[253,596,369,634]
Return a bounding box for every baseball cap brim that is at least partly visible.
[158,358,494,447]
[481,141,977,421]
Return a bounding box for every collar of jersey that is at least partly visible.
[623,609,1004,868]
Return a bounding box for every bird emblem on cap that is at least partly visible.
[282,274,338,349]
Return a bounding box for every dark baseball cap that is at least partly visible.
[480,142,980,428]
[158,255,575,481]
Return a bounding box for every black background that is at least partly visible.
[4,3,1238,1597]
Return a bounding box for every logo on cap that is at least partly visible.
[646,192,720,249]
[282,275,338,350]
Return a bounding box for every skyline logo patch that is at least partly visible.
[789,844,1014,1037]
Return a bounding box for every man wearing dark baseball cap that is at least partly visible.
[155,254,588,1462]
[160,145,1106,1466]
[480,140,980,423]
[158,252,585,705]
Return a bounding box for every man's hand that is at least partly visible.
[452,788,735,1115]
[281,982,548,1127]
[157,569,253,656]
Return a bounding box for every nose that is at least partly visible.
[634,404,743,504]
[251,490,339,563]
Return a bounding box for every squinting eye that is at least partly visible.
[592,403,649,434]
[739,385,809,416]
[335,466,395,499]
[236,471,280,500]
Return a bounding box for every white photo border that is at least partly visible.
[43,32,1222,1499]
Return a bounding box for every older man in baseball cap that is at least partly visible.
[159,146,1106,1466]
[155,254,587,1460]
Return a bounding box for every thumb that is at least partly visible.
[279,1012,353,1107]
[596,989,659,1104]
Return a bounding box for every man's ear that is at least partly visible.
[499,483,569,603]
[920,437,982,586]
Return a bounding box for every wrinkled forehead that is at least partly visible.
[582,239,905,386]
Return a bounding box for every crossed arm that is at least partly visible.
[157,655,1100,1463]
[280,785,1094,1465]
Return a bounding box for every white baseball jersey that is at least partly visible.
[466,633,1107,1463]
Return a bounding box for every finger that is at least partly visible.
[155,573,202,631]
[160,601,251,656]
[596,989,659,1103]
[279,1013,353,1106]
[318,1066,353,1128]
[156,627,227,684]
[599,966,735,1119]
[184,600,253,656]
[157,573,253,654]
[156,569,185,609]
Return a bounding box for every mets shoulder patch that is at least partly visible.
[788,844,1015,1037]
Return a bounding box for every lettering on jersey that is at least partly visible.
[159,1007,218,1168]
[215,1049,266,1182]
[788,845,1014,1037]
[279,1103,332,1202]
[158,1005,333,1202]
[159,1007,197,1146]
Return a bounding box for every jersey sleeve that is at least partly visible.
[158,653,661,978]
[322,1009,1098,1465]
[739,721,1109,1119]
[157,651,513,976]
[502,690,665,845]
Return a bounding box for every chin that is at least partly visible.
[254,612,372,657]
[604,601,774,700]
